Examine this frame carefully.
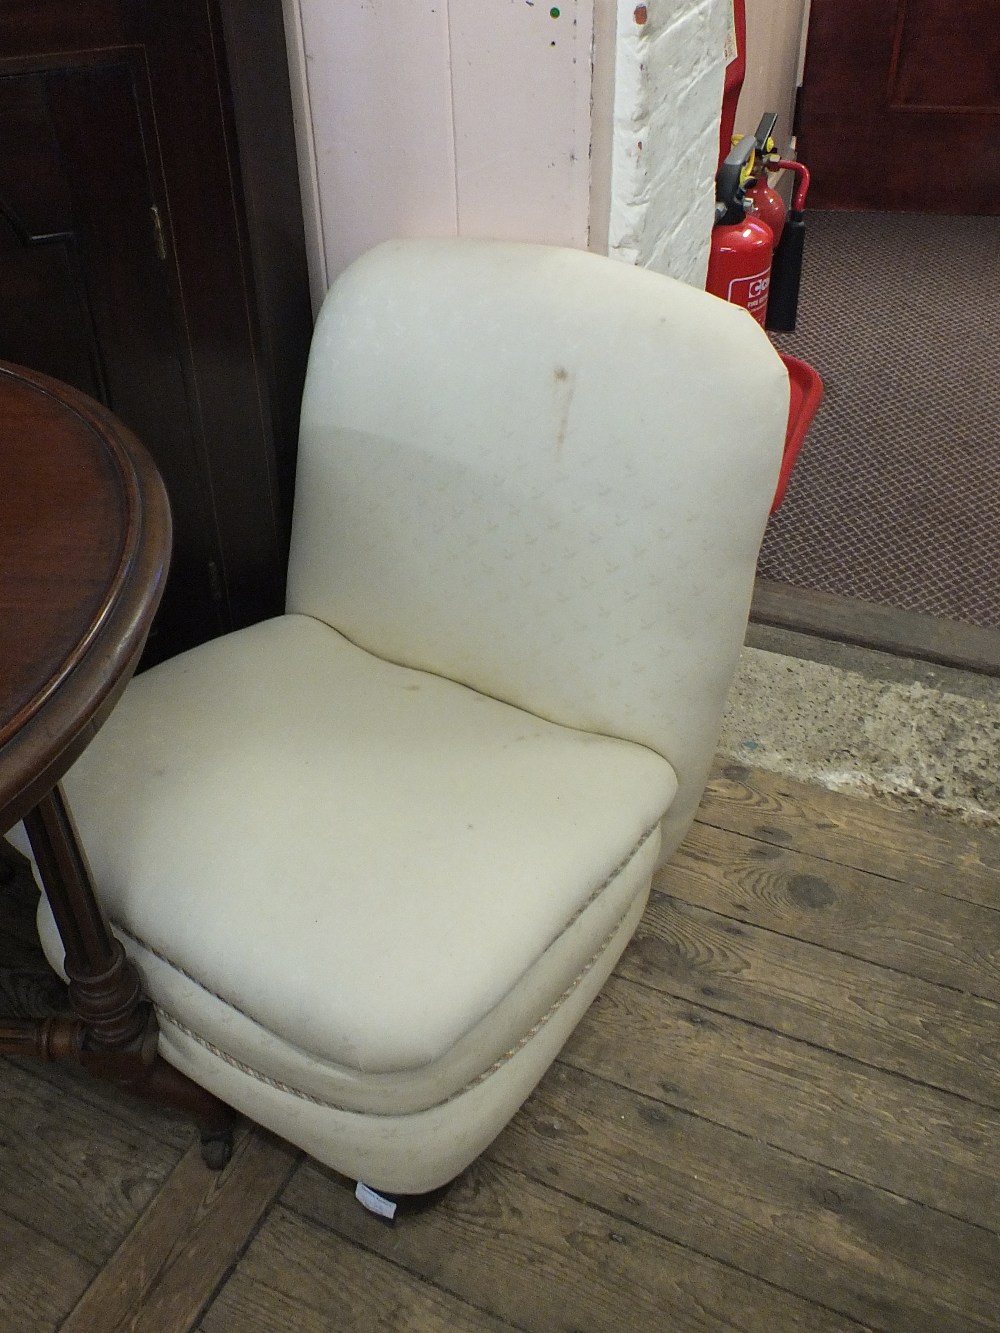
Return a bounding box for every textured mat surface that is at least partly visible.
[760,211,1000,630]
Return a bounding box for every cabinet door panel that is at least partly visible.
[0,76,102,399]
[0,60,223,658]
[0,0,311,662]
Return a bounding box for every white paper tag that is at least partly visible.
[724,0,739,65]
[355,1181,398,1219]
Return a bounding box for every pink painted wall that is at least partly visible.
[281,2,790,306]
[285,0,594,305]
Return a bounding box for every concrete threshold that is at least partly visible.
[722,626,1000,826]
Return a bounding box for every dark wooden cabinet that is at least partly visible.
[0,0,313,662]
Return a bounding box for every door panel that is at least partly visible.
[892,0,1000,110]
[0,0,311,666]
[798,0,1000,211]
[0,77,103,399]
[0,59,224,656]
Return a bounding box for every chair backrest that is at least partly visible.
[287,239,788,844]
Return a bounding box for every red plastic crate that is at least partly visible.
[772,353,823,512]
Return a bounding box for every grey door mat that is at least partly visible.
[757,210,1000,666]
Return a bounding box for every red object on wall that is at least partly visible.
[772,354,823,512]
[719,0,746,165]
[711,7,821,511]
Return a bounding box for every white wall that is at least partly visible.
[282,0,730,306]
[604,0,728,286]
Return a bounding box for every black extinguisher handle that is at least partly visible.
[752,112,778,155]
[715,136,757,226]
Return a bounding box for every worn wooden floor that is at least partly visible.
[2,761,999,1333]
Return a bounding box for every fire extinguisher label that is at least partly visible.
[727,268,770,322]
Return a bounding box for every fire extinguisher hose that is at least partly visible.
[773,160,811,212]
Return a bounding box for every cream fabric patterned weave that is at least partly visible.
[288,239,788,848]
[22,239,791,1194]
[54,615,676,1076]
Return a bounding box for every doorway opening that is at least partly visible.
[751,0,1000,674]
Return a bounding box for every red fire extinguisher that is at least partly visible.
[742,114,811,332]
[743,115,785,241]
[706,135,775,327]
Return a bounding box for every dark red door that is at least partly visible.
[798,0,1000,212]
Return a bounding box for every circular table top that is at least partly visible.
[0,362,171,831]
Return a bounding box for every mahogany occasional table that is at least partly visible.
[0,361,234,1164]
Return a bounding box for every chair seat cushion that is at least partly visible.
[57,615,676,1099]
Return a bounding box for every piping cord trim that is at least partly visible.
[107,821,657,1115]
[154,900,631,1115]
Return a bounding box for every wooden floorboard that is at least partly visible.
[3,761,1000,1332]
[0,1058,186,1268]
[284,1158,869,1333]
[489,1061,1000,1333]
[701,761,1000,910]
[660,821,1000,1000]
[198,1204,519,1333]
[61,1130,299,1333]
[0,1208,94,1333]
[563,976,1000,1231]
[3,1054,195,1155]
[626,890,1000,1106]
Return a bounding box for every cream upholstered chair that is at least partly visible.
[33,239,788,1200]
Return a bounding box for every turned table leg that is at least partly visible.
[24,785,146,1047]
[13,784,236,1165]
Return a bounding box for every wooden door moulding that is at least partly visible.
[797,0,1000,212]
[751,579,1000,677]
[0,0,312,664]
[888,0,1000,113]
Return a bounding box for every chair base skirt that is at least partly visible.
[150,885,648,1194]
[34,873,649,1195]
[32,788,660,1193]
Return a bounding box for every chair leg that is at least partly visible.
[70,1010,238,1166]
[199,1126,236,1170]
